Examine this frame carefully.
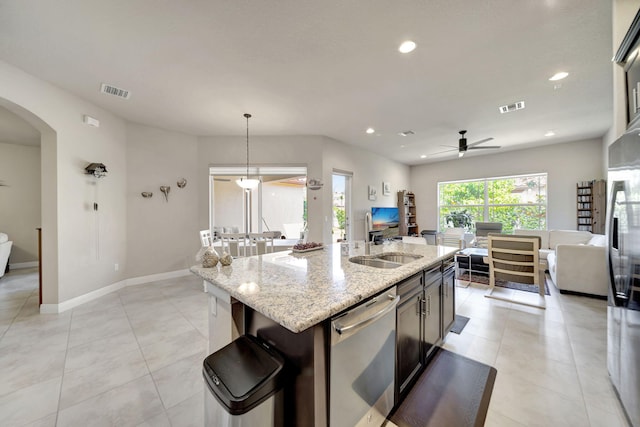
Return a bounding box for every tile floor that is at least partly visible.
[0,268,631,426]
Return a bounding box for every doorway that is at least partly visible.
[209,166,308,239]
[332,170,352,243]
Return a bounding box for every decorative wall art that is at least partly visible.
[368,185,377,201]
[177,178,187,188]
[141,192,153,198]
[383,182,391,196]
[160,186,170,202]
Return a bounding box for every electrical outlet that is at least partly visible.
[114,263,119,271]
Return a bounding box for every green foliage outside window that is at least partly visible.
[438,175,547,233]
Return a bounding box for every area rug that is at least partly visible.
[450,314,470,334]
[388,349,497,427]
[457,273,550,295]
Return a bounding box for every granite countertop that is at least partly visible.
[191,242,458,333]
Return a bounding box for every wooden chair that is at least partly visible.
[484,234,545,309]
[473,222,502,248]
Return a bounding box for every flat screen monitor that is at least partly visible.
[371,207,400,238]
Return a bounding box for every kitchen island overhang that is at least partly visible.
[191,242,458,333]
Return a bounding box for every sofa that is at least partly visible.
[0,233,13,278]
[514,229,607,297]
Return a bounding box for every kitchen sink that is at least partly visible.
[349,257,402,269]
[376,253,423,264]
[349,252,423,269]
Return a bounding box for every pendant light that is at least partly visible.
[236,113,260,189]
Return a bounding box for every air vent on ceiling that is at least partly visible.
[100,83,131,99]
[498,101,525,114]
[399,130,415,136]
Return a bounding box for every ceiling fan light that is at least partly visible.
[458,151,464,158]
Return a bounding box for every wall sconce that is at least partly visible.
[141,192,153,198]
[307,178,323,190]
[85,163,108,178]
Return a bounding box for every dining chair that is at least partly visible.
[220,233,249,257]
[200,229,214,247]
[473,222,502,248]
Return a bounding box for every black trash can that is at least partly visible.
[421,229,437,245]
[203,335,287,427]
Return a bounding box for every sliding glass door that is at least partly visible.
[210,166,308,239]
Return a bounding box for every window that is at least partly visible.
[209,166,307,238]
[438,174,547,233]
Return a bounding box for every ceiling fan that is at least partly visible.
[436,130,501,158]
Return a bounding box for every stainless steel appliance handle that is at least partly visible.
[334,295,400,336]
[608,180,630,307]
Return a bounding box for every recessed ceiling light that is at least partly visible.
[366,127,375,134]
[420,154,427,159]
[544,131,556,137]
[398,41,417,53]
[549,72,569,81]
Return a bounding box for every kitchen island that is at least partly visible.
[191,241,458,426]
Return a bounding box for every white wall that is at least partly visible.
[322,137,410,241]
[0,142,41,264]
[126,123,199,278]
[0,59,128,303]
[410,138,606,231]
[198,135,410,243]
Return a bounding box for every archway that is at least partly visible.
[0,98,58,307]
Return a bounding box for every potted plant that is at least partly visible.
[445,210,472,230]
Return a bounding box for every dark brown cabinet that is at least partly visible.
[422,267,441,360]
[441,258,456,335]
[395,273,424,401]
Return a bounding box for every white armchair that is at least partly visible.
[0,233,13,278]
[546,234,607,297]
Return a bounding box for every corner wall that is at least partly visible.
[125,123,199,278]
[0,59,128,304]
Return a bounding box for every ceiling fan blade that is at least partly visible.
[429,147,459,156]
[439,144,458,149]
[467,137,494,148]
[469,145,501,150]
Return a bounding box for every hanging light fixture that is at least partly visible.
[236,113,260,190]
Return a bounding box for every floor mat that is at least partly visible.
[388,349,497,427]
[450,314,470,334]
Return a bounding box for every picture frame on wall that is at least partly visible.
[368,185,377,201]
[382,181,391,196]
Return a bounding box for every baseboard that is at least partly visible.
[40,269,192,313]
[126,269,191,286]
[40,279,128,313]
[9,261,39,270]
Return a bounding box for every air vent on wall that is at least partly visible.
[498,101,525,114]
[100,83,131,99]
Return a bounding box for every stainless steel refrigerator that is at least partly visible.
[608,133,640,427]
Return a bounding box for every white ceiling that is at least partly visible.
[0,0,614,164]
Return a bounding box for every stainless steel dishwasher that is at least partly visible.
[330,287,399,427]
